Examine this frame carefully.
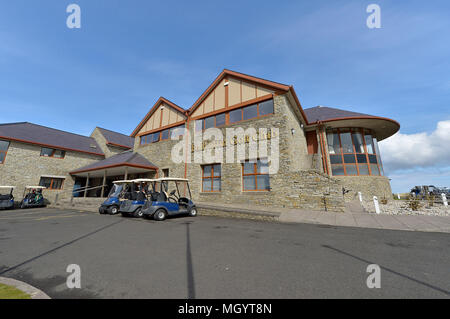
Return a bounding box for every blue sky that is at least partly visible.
[1,0,449,192]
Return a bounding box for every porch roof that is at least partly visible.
[70,151,158,177]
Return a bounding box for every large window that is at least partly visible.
[140,124,185,145]
[39,177,64,190]
[0,140,9,164]
[202,164,221,192]
[242,159,270,191]
[40,148,66,158]
[195,99,274,132]
[326,129,384,176]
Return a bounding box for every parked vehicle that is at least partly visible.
[99,180,132,215]
[20,186,46,209]
[119,179,155,217]
[142,178,197,221]
[410,185,449,198]
[0,186,15,210]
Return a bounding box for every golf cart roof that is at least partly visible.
[156,178,189,182]
[0,186,15,189]
[25,186,47,189]
[112,180,135,184]
[132,178,158,183]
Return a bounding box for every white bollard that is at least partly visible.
[442,193,448,207]
[373,196,380,214]
[358,192,363,203]
[397,193,401,200]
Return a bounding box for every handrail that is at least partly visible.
[71,185,107,203]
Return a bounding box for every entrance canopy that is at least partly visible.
[69,151,158,178]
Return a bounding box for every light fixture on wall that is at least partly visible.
[291,128,295,135]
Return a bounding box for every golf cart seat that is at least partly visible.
[0,194,12,200]
[136,191,146,201]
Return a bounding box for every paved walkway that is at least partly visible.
[279,210,450,233]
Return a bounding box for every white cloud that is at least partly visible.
[379,120,450,173]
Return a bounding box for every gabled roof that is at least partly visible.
[0,122,104,156]
[131,97,187,137]
[69,151,158,174]
[96,127,134,149]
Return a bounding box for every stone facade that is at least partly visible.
[0,141,103,203]
[90,127,129,158]
[334,176,393,202]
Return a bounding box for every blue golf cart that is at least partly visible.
[119,179,155,218]
[99,180,131,215]
[0,186,15,210]
[142,178,197,221]
[20,186,46,209]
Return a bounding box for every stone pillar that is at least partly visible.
[124,167,128,180]
[84,173,89,198]
[101,170,107,198]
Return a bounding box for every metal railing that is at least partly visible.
[70,185,107,204]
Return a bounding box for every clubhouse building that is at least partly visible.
[0,69,399,211]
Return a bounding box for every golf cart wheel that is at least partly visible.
[134,208,143,218]
[189,207,198,217]
[108,206,119,215]
[153,209,167,221]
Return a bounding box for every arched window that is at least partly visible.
[326,129,384,176]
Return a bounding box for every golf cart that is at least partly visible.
[141,178,197,221]
[20,186,46,209]
[0,186,15,210]
[119,179,155,218]
[99,180,133,215]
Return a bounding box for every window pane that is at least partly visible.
[39,178,51,188]
[243,162,255,174]
[358,164,369,175]
[243,176,256,190]
[195,120,203,132]
[330,155,342,164]
[140,136,145,145]
[370,164,380,176]
[340,132,353,153]
[215,113,226,127]
[41,148,54,157]
[352,132,364,153]
[161,129,169,140]
[343,154,356,163]
[357,154,367,163]
[369,154,378,164]
[256,175,270,190]
[204,116,215,130]
[203,165,212,177]
[0,140,9,151]
[213,164,221,177]
[259,100,274,116]
[153,133,160,143]
[0,152,5,163]
[257,159,269,174]
[54,150,65,158]
[364,134,374,153]
[212,178,221,191]
[345,165,358,175]
[243,104,258,120]
[202,179,212,192]
[374,138,384,176]
[229,109,242,124]
[331,165,345,176]
[171,125,184,139]
[327,132,341,154]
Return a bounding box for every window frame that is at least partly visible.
[40,147,66,159]
[39,177,65,190]
[0,140,10,164]
[201,164,221,192]
[241,159,270,192]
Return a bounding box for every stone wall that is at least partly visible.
[90,127,130,158]
[0,141,103,203]
[334,176,392,202]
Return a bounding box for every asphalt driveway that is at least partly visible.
[0,208,449,298]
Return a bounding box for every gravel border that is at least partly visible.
[0,277,50,299]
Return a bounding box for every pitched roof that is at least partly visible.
[70,151,158,174]
[0,122,104,156]
[131,97,187,137]
[304,106,380,123]
[96,127,134,149]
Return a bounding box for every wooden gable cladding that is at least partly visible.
[131,97,187,137]
[191,76,277,118]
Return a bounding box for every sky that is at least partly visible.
[0,0,449,193]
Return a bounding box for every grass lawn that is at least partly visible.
[0,283,31,299]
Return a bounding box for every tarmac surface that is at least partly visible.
[0,208,449,298]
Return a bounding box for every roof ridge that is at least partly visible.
[96,126,133,138]
[23,122,96,140]
[0,122,28,126]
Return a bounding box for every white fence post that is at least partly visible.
[397,193,401,200]
[358,192,363,203]
[442,193,448,207]
[373,196,380,214]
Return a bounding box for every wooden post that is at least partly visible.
[101,170,107,198]
[84,173,89,198]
